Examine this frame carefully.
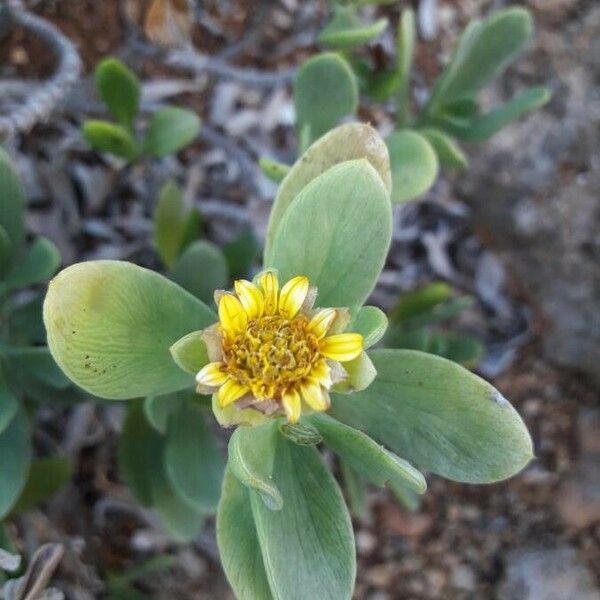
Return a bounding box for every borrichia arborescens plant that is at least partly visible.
[44,123,533,600]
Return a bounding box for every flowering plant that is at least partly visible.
[44,123,532,599]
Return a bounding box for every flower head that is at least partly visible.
[196,271,363,423]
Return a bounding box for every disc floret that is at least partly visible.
[196,271,363,423]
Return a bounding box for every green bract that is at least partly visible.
[43,123,533,599]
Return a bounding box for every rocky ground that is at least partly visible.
[1,0,599,598]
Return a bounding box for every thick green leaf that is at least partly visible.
[151,461,206,542]
[119,399,162,507]
[396,9,415,122]
[294,53,358,145]
[0,408,32,519]
[228,421,282,511]
[82,120,138,160]
[169,330,209,375]
[144,392,186,434]
[339,459,367,520]
[153,180,201,269]
[259,158,291,184]
[427,332,484,367]
[319,6,387,50]
[0,148,26,275]
[386,130,439,203]
[2,237,60,293]
[309,413,426,493]
[95,58,140,129]
[44,261,216,400]
[351,305,388,348]
[389,282,451,323]
[420,128,468,169]
[119,400,205,541]
[331,349,533,483]
[332,350,377,394]
[426,8,533,112]
[265,123,391,258]
[455,86,550,141]
[170,240,229,305]
[217,469,274,600]
[143,107,201,158]
[7,347,71,389]
[0,369,18,435]
[0,224,11,268]
[223,227,261,280]
[5,292,46,345]
[250,435,355,600]
[267,160,391,308]
[10,457,72,515]
[164,399,224,512]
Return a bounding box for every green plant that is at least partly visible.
[385,281,484,367]
[153,180,260,305]
[0,148,73,528]
[82,57,201,161]
[44,123,533,599]
[263,6,550,204]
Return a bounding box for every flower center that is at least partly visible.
[222,314,321,400]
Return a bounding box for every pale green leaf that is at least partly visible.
[82,120,138,160]
[143,107,201,158]
[0,408,31,519]
[294,53,358,144]
[0,147,25,275]
[170,240,229,305]
[455,86,551,141]
[331,349,534,483]
[351,305,388,348]
[420,128,468,169]
[119,400,205,541]
[386,130,439,203]
[3,237,61,293]
[309,413,426,494]
[265,123,391,258]
[95,58,140,129]
[267,160,391,308]
[250,435,355,600]
[164,399,224,512]
[10,457,72,515]
[217,469,274,600]
[319,6,387,50]
[153,180,201,268]
[228,421,283,511]
[169,330,210,375]
[426,8,533,112]
[0,369,18,435]
[144,392,186,434]
[44,261,216,400]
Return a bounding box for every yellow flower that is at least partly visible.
[196,271,363,423]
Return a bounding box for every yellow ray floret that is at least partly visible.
[198,273,364,423]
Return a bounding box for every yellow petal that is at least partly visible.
[278,276,309,319]
[234,279,264,319]
[218,293,247,335]
[310,360,332,388]
[308,308,337,339]
[300,379,330,412]
[195,362,228,388]
[320,333,363,362]
[281,388,301,423]
[259,271,279,315]
[217,379,249,407]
